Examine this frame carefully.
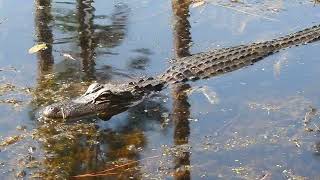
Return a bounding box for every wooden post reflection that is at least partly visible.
[77,0,96,80]
[35,0,54,75]
[172,0,192,179]
[33,0,56,108]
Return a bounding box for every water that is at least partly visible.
[1,0,320,179]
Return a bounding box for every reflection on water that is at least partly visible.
[35,0,54,75]
[171,0,192,179]
[33,1,131,106]
[77,0,95,80]
[32,0,168,178]
[1,0,320,179]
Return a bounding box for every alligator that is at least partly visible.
[42,24,320,119]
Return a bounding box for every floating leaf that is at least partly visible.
[28,43,48,54]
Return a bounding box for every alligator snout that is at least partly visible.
[42,103,64,119]
[42,100,108,119]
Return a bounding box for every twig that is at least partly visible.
[208,2,279,22]
[72,155,160,178]
[61,107,66,119]
[214,114,241,136]
[72,172,117,178]
[0,18,8,24]
[260,172,272,180]
[312,122,320,131]
[303,107,317,124]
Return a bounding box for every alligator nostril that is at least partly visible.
[42,107,51,117]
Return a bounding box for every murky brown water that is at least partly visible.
[1,0,320,179]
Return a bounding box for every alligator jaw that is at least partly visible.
[42,95,142,119]
[42,102,64,119]
[41,82,137,119]
[42,99,139,119]
[42,101,92,119]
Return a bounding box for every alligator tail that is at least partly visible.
[271,24,320,48]
[159,24,320,84]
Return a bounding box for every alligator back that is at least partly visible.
[159,25,320,83]
[42,25,320,119]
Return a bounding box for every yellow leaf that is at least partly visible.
[28,43,48,54]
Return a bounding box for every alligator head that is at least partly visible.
[42,82,146,119]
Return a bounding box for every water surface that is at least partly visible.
[1,0,320,179]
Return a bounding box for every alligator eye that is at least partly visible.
[43,105,61,118]
[48,106,60,113]
[52,107,59,112]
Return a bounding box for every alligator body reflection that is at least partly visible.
[42,25,320,119]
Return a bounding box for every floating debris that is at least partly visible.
[28,146,36,154]
[16,125,27,131]
[260,172,272,180]
[25,160,40,169]
[191,0,206,8]
[282,169,307,180]
[0,135,22,147]
[0,99,23,107]
[62,53,76,60]
[187,86,219,105]
[273,52,289,79]
[188,118,198,122]
[303,107,317,124]
[0,66,17,72]
[291,139,301,148]
[232,167,247,175]
[0,83,16,95]
[302,106,320,132]
[0,83,32,99]
[16,170,26,178]
[248,102,280,114]
[0,18,8,24]
[207,0,280,21]
[28,43,48,54]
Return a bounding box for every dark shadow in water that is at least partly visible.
[92,3,129,49]
[171,0,193,179]
[76,1,131,81]
[314,141,320,156]
[127,48,154,71]
[128,56,150,70]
